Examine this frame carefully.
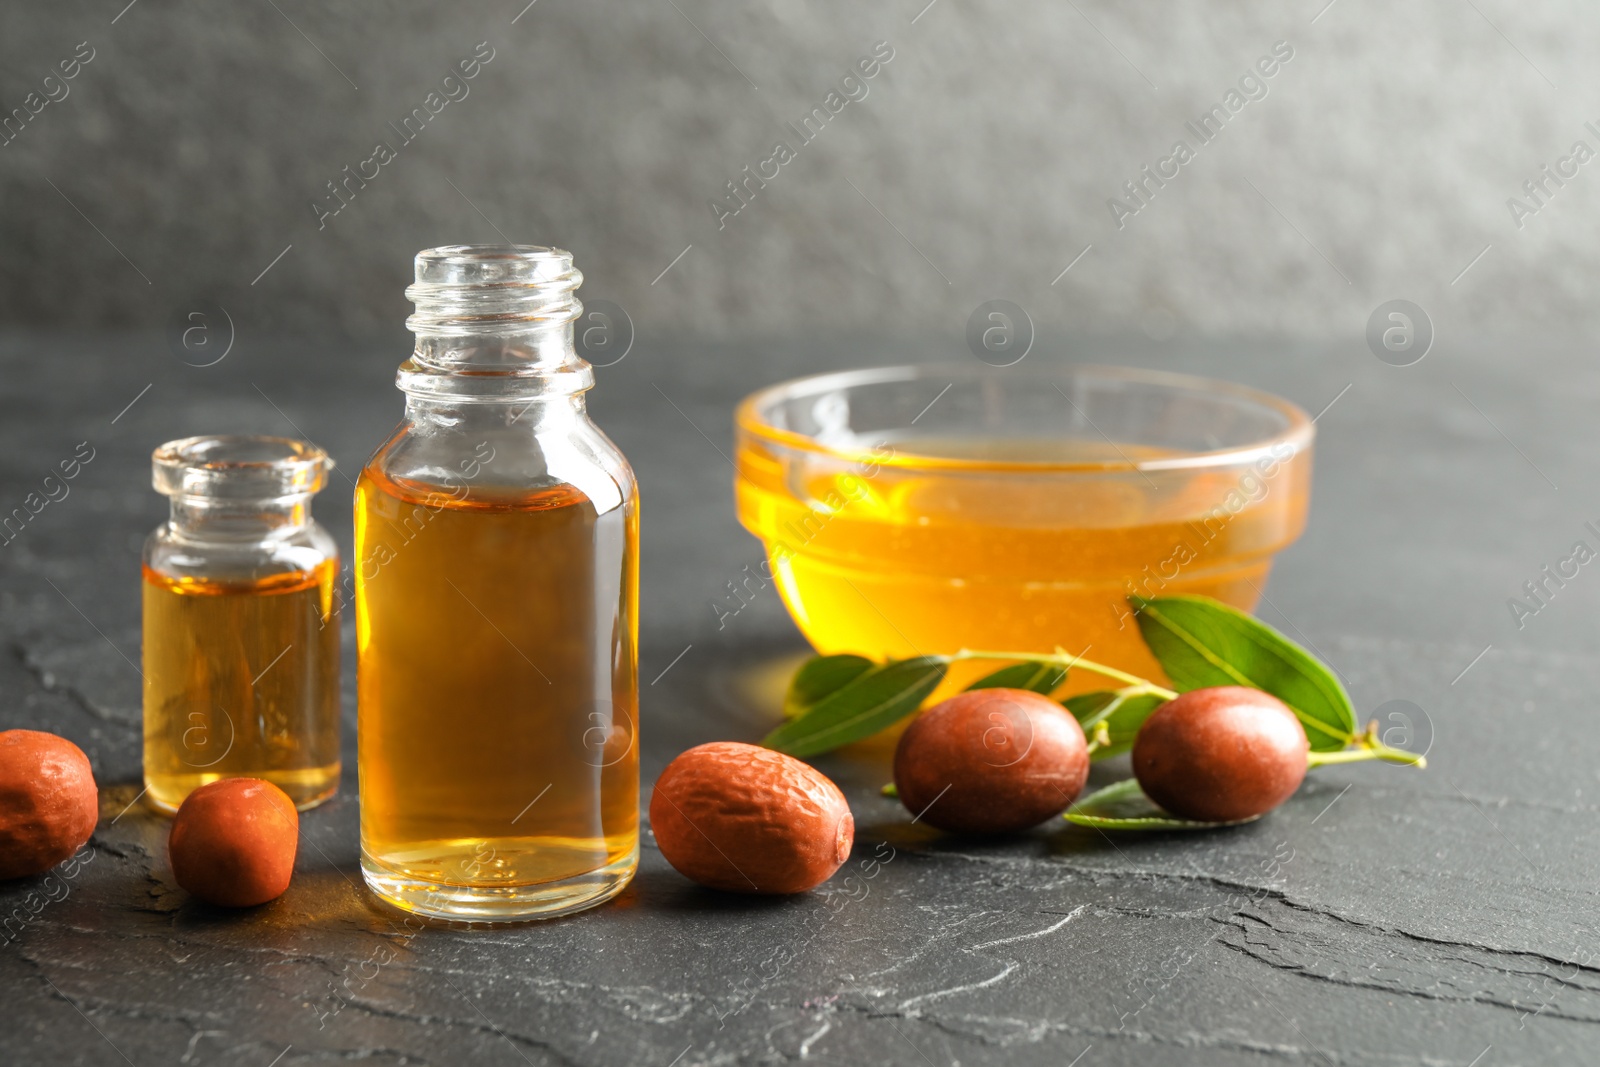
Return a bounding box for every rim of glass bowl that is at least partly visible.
[735,363,1314,474]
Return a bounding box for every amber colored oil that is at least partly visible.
[141,561,341,813]
[354,467,638,916]
[735,438,1310,692]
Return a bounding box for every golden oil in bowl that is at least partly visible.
[734,365,1313,691]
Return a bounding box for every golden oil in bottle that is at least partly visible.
[355,470,638,911]
[142,563,340,811]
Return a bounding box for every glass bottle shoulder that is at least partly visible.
[144,520,338,588]
[361,406,636,519]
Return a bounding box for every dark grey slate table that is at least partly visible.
[1,330,1594,1066]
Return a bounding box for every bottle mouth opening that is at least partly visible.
[407,244,583,336]
[412,243,577,283]
[152,435,332,500]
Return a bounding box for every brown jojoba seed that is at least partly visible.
[1132,686,1309,822]
[651,742,854,894]
[894,688,1089,834]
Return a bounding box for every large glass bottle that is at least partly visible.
[355,245,639,921]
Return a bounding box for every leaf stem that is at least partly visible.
[1084,719,1113,754]
[1308,722,1429,768]
[952,648,1178,701]
[1307,745,1426,768]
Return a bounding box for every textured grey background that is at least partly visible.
[2,0,1598,342]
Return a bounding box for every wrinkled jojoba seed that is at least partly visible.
[651,742,854,894]
[1132,686,1309,822]
[894,688,1089,834]
[0,730,99,880]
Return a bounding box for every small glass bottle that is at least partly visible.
[355,244,639,921]
[142,435,341,814]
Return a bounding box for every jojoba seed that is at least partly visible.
[169,778,298,907]
[650,742,853,894]
[893,688,1089,834]
[0,730,99,880]
[1132,686,1309,822]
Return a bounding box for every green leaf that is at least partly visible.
[1063,778,1261,831]
[880,782,898,798]
[1064,689,1166,761]
[1131,594,1357,752]
[763,656,948,758]
[784,654,876,719]
[965,660,1068,695]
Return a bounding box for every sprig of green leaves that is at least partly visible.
[764,595,1418,774]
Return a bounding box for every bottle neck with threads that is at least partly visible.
[399,245,593,427]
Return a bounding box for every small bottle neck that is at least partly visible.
[167,495,314,542]
[151,435,331,545]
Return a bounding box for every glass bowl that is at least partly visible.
[734,363,1314,692]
